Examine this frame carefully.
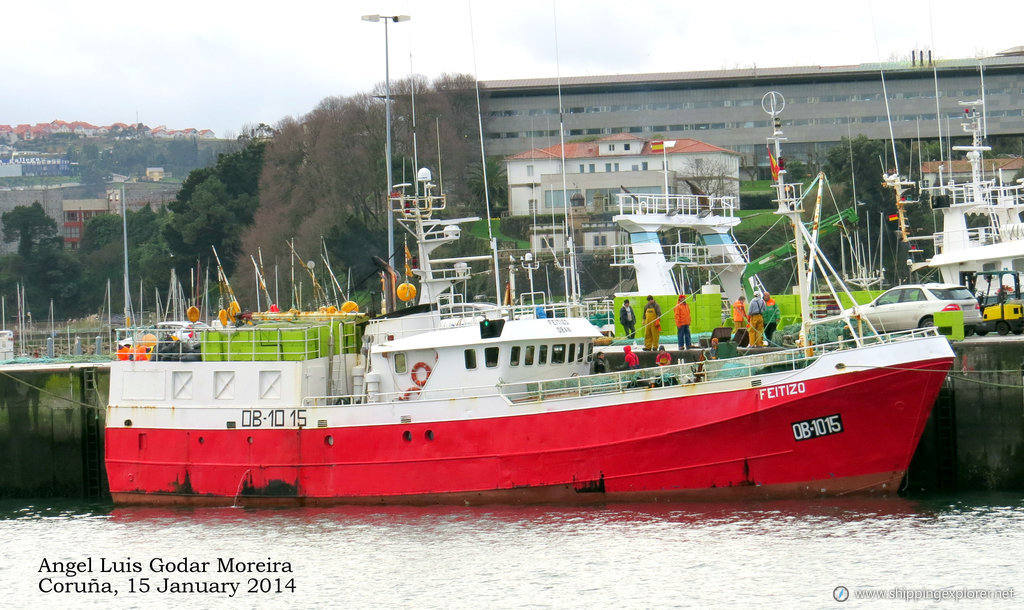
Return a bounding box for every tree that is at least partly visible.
[2,202,61,257]
[681,156,739,197]
[165,140,265,278]
[79,214,124,254]
[824,136,892,219]
[467,157,508,213]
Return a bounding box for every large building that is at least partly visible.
[481,52,1024,175]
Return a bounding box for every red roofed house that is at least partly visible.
[505,134,740,219]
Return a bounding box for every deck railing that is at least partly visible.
[301,327,942,407]
[114,322,353,362]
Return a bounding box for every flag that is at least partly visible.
[888,213,899,221]
[404,243,414,277]
[651,140,664,152]
[767,146,780,180]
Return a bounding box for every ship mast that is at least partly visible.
[764,92,812,346]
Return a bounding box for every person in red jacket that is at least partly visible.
[623,344,640,369]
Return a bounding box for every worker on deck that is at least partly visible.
[748,291,767,347]
[623,345,640,370]
[619,299,636,339]
[763,292,780,345]
[732,295,747,332]
[642,295,662,351]
[674,294,693,350]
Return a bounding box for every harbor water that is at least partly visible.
[1,493,1021,608]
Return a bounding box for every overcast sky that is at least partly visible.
[5,0,1020,138]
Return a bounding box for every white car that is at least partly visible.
[845,283,982,334]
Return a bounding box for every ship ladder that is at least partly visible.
[340,320,359,354]
[80,367,104,498]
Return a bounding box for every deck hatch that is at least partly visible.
[259,370,282,399]
[172,371,193,399]
[214,371,235,399]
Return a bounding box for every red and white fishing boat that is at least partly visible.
[105,94,954,506]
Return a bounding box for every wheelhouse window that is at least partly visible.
[586,343,594,362]
[538,345,549,365]
[510,346,521,366]
[552,344,566,364]
[525,345,535,365]
[464,349,477,369]
[566,343,575,363]
[394,352,407,374]
[485,347,500,368]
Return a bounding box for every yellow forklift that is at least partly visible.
[969,271,1024,336]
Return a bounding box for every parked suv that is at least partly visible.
[845,283,982,334]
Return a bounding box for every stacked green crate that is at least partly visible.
[201,330,226,361]
[692,293,725,334]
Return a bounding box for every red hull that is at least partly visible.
[106,357,951,505]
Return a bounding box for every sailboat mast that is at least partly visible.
[121,182,131,328]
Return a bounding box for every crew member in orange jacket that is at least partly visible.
[732,295,747,331]
[674,294,692,349]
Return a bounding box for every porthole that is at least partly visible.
[403,430,412,442]
[247,436,253,444]
[124,419,133,427]
[325,435,334,447]
[425,430,434,441]
[198,437,204,444]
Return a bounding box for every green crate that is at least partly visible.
[934,310,964,341]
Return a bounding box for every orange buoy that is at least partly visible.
[397,282,417,302]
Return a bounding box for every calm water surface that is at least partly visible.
[1,493,1021,609]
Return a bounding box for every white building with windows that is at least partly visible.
[505,134,740,217]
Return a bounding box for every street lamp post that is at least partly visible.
[362,14,410,269]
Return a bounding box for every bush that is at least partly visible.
[741,193,774,210]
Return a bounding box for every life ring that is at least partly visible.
[398,386,420,401]
[411,362,432,387]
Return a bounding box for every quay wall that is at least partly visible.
[0,341,1020,498]
[0,364,108,497]
[925,341,1024,491]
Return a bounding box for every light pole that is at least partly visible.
[362,13,410,269]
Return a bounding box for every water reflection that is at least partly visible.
[2,494,1021,609]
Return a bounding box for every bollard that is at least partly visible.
[46,336,55,358]
[95,336,103,356]
[73,336,82,356]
